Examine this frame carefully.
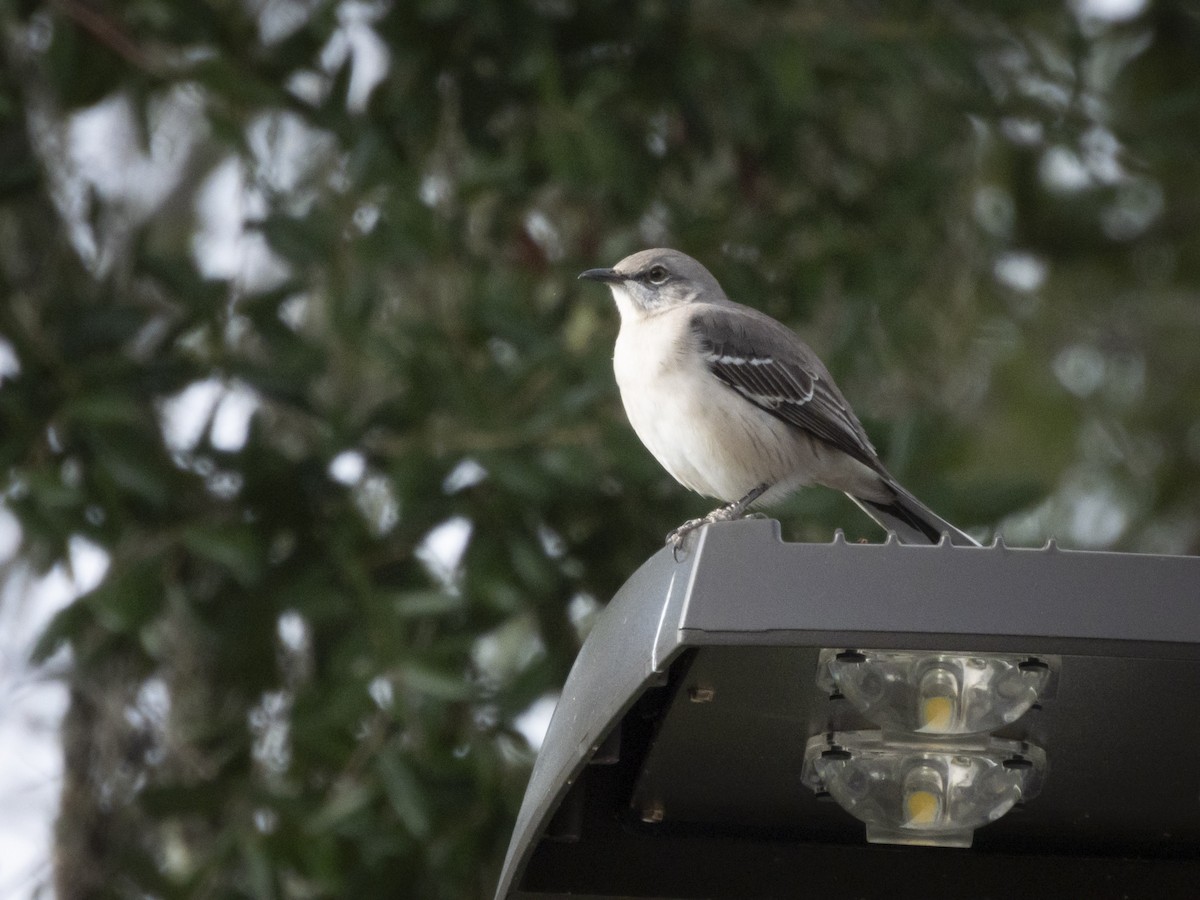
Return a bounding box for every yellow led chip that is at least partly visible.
[921,696,954,731]
[905,790,940,826]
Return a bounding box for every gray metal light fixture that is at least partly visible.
[495,520,1200,899]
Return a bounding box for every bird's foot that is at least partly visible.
[665,485,771,559]
[665,504,744,556]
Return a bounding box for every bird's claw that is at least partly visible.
[666,516,708,552]
[666,506,742,559]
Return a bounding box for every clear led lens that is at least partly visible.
[802,731,1046,848]
[818,650,1056,735]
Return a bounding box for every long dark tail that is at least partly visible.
[848,482,979,547]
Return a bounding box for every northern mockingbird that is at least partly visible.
[579,248,979,549]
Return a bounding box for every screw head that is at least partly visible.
[641,804,665,823]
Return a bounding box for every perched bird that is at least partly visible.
[578,248,978,549]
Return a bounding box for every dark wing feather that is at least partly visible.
[691,304,883,473]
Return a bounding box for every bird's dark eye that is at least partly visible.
[646,265,669,284]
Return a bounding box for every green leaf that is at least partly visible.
[33,557,165,660]
[309,781,374,833]
[65,391,146,427]
[376,751,431,838]
[24,471,82,511]
[30,596,94,662]
[93,439,173,508]
[395,662,472,701]
[183,524,267,586]
[240,836,275,900]
[391,589,464,618]
[86,559,165,634]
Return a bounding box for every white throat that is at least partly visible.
[607,283,645,323]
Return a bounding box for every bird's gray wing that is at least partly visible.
[690,305,883,473]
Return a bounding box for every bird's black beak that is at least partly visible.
[578,267,624,284]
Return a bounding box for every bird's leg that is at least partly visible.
[715,482,770,522]
[666,483,770,551]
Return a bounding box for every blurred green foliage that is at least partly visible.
[1,0,1198,897]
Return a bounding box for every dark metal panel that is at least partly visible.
[494,545,688,899]
[679,520,1200,655]
[520,838,1200,899]
[630,646,1200,855]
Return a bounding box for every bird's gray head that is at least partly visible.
[578,248,728,320]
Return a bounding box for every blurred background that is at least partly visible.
[1,0,1198,897]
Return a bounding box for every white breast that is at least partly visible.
[612,308,800,502]
[610,297,881,506]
